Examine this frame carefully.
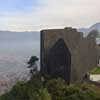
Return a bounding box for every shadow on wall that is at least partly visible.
[47,38,71,84]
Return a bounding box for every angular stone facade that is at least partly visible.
[40,27,98,84]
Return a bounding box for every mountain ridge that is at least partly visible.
[78,22,100,34]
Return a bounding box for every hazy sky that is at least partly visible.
[0,0,100,31]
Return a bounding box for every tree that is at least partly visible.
[87,30,99,40]
[27,56,39,75]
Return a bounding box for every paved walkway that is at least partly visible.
[90,75,100,82]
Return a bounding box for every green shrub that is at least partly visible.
[90,67,100,74]
[0,75,100,100]
[38,88,51,100]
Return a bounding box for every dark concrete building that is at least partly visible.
[40,27,98,84]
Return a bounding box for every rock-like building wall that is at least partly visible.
[40,27,98,84]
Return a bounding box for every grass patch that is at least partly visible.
[90,67,100,74]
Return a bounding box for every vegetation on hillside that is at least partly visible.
[0,72,100,100]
